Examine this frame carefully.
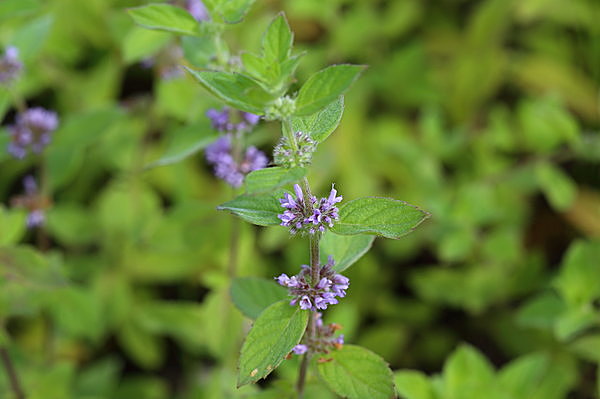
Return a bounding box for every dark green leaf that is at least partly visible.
[217,192,283,226]
[245,167,306,194]
[316,345,395,399]
[185,68,273,114]
[320,231,374,272]
[291,96,344,143]
[295,65,365,116]
[237,300,309,386]
[230,277,288,319]
[332,197,430,239]
[127,4,200,36]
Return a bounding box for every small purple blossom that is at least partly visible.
[205,135,268,187]
[275,256,349,312]
[278,184,342,235]
[0,46,22,85]
[187,0,209,21]
[11,176,48,229]
[289,313,345,356]
[206,107,260,133]
[7,107,59,159]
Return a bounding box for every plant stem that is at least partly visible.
[0,347,25,399]
[227,213,241,278]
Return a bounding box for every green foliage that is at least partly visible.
[244,167,306,194]
[230,277,288,319]
[128,4,201,36]
[320,231,374,272]
[217,192,283,226]
[237,300,309,386]
[291,96,344,143]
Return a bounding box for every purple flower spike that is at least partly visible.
[0,46,22,85]
[206,107,260,133]
[7,107,59,159]
[205,135,267,187]
[289,313,345,356]
[278,184,342,235]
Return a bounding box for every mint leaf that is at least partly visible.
[204,0,255,23]
[332,197,430,239]
[245,167,306,194]
[320,231,374,273]
[295,65,365,116]
[317,345,395,399]
[263,13,292,63]
[185,68,273,114]
[217,192,283,226]
[291,96,344,143]
[127,4,200,36]
[230,277,288,319]
[237,300,309,386]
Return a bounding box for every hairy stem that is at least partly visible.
[0,347,25,399]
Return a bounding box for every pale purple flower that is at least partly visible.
[274,256,349,312]
[11,176,48,229]
[205,135,267,187]
[292,344,308,355]
[27,209,45,228]
[0,46,22,84]
[187,0,209,21]
[206,107,260,133]
[289,312,345,356]
[7,107,59,159]
[278,184,342,235]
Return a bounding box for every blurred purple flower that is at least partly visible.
[187,0,209,21]
[7,107,59,159]
[206,107,260,133]
[0,46,22,85]
[205,134,267,187]
[11,176,48,229]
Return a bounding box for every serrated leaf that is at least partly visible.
[214,0,255,23]
[295,65,365,116]
[217,192,283,226]
[145,122,218,169]
[320,231,374,272]
[127,4,200,36]
[291,96,344,143]
[185,68,273,114]
[332,197,430,239]
[237,300,309,386]
[245,167,306,194]
[317,345,395,399]
[230,277,288,319]
[263,14,292,63]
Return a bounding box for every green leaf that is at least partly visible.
[0,0,40,20]
[554,240,600,306]
[205,0,255,23]
[127,4,200,36]
[0,206,27,246]
[245,167,306,194]
[185,68,273,114]
[217,192,283,226]
[237,300,309,386]
[394,371,435,399]
[443,344,496,399]
[291,96,344,143]
[145,122,218,169]
[263,14,292,63]
[332,197,430,239]
[295,65,366,116]
[122,27,172,64]
[320,231,374,273]
[11,15,53,60]
[535,162,577,211]
[230,277,288,319]
[316,345,395,399]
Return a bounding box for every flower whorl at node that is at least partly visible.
[10,176,50,228]
[291,313,345,356]
[273,131,317,168]
[7,107,59,159]
[206,107,260,133]
[275,256,350,312]
[0,46,22,85]
[205,134,268,187]
[278,183,342,235]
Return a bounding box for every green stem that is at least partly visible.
[0,347,25,399]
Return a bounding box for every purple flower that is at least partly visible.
[206,107,260,133]
[278,184,342,235]
[274,256,349,312]
[11,176,48,229]
[289,313,345,356]
[187,0,209,21]
[0,46,22,85]
[7,107,59,159]
[274,131,317,168]
[292,344,308,355]
[205,135,267,187]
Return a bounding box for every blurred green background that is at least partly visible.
[1,0,599,397]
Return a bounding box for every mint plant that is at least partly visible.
[129,3,430,397]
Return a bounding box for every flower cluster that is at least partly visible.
[0,46,22,85]
[273,131,317,168]
[278,184,342,235]
[10,176,49,228]
[7,107,59,159]
[291,313,344,355]
[206,107,260,133]
[275,256,349,312]
[187,0,209,21]
[205,134,268,187]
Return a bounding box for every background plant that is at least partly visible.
[0,0,599,398]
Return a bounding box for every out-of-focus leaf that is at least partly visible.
[127,4,200,36]
[394,370,435,399]
[237,300,308,386]
[122,27,172,64]
[554,240,600,306]
[10,15,53,60]
[230,277,288,319]
[443,344,496,399]
[320,231,374,272]
[291,96,344,143]
[332,197,430,239]
[204,0,255,23]
[0,206,26,246]
[564,188,600,238]
[535,162,577,211]
[316,345,395,399]
[0,0,40,20]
